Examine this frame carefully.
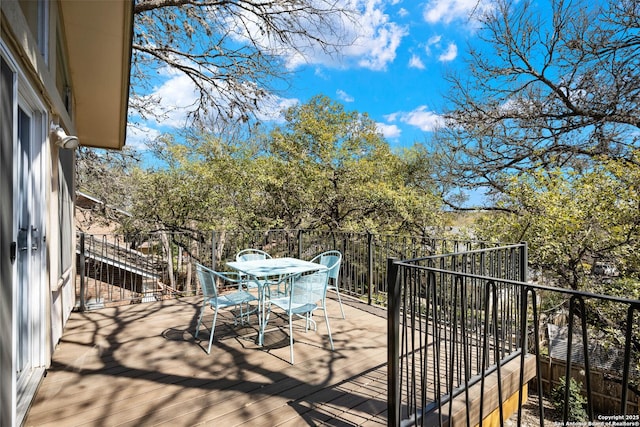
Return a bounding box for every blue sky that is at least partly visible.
[126,0,496,152]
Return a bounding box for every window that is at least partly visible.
[55,35,71,115]
[58,149,74,272]
[18,0,49,62]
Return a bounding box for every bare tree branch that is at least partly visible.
[130,0,354,125]
[432,0,640,209]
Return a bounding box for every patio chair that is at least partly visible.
[264,269,334,364]
[235,248,272,262]
[194,263,258,354]
[235,248,284,294]
[311,250,345,318]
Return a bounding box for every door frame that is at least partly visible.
[2,41,49,424]
[15,97,47,399]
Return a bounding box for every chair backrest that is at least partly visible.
[311,250,342,281]
[236,248,272,262]
[290,269,330,305]
[195,263,219,299]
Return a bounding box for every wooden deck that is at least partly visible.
[24,295,388,426]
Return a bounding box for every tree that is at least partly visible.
[395,144,451,238]
[425,0,640,292]
[75,146,140,225]
[432,0,640,209]
[126,130,268,232]
[79,1,354,216]
[550,377,588,422]
[472,154,640,289]
[266,95,444,232]
[122,96,446,235]
[131,0,353,125]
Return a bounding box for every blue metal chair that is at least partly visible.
[235,248,285,295]
[311,250,344,318]
[235,248,272,262]
[194,263,257,354]
[236,248,271,288]
[264,269,334,364]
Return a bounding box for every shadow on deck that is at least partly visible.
[25,294,538,426]
[25,296,389,426]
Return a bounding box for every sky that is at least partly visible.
[126,0,496,153]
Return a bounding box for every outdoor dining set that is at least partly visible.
[194,249,344,364]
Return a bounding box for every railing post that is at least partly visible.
[368,231,374,305]
[297,229,303,259]
[79,232,86,312]
[620,305,638,415]
[211,231,217,270]
[520,242,528,355]
[387,257,400,427]
[520,242,528,283]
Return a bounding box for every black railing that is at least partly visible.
[75,231,640,424]
[75,230,489,309]
[388,244,640,426]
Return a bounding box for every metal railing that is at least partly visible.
[75,230,640,424]
[388,244,640,426]
[76,230,489,310]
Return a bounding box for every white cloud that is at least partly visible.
[424,35,457,62]
[386,106,444,131]
[337,89,355,103]
[254,95,300,123]
[129,64,300,141]
[423,0,494,25]
[127,1,418,143]
[408,54,425,69]
[349,3,408,71]
[126,124,161,150]
[314,67,329,80]
[204,1,409,72]
[376,122,402,139]
[438,42,458,62]
[140,72,199,128]
[281,0,408,71]
[427,35,442,46]
[425,34,442,56]
[397,7,409,18]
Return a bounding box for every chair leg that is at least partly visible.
[334,286,345,319]
[195,304,206,338]
[288,312,295,364]
[234,303,241,326]
[207,309,218,354]
[260,302,275,347]
[243,301,257,325]
[323,305,334,350]
[304,312,317,331]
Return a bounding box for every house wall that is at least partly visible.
[1,1,77,425]
[1,47,17,427]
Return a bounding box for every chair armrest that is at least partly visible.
[209,270,245,290]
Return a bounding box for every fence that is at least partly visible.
[75,231,640,424]
[387,244,640,426]
[75,230,489,310]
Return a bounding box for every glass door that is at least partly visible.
[15,100,45,406]
[16,105,33,395]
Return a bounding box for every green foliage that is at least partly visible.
[267,95,445,232]
[123,96,445,234]
[550,377,588,422]
[429,0,640,291]
[473,155,640,289]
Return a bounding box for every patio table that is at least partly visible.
[226,257,327,345]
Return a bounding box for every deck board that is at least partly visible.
[24,296,388,426]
